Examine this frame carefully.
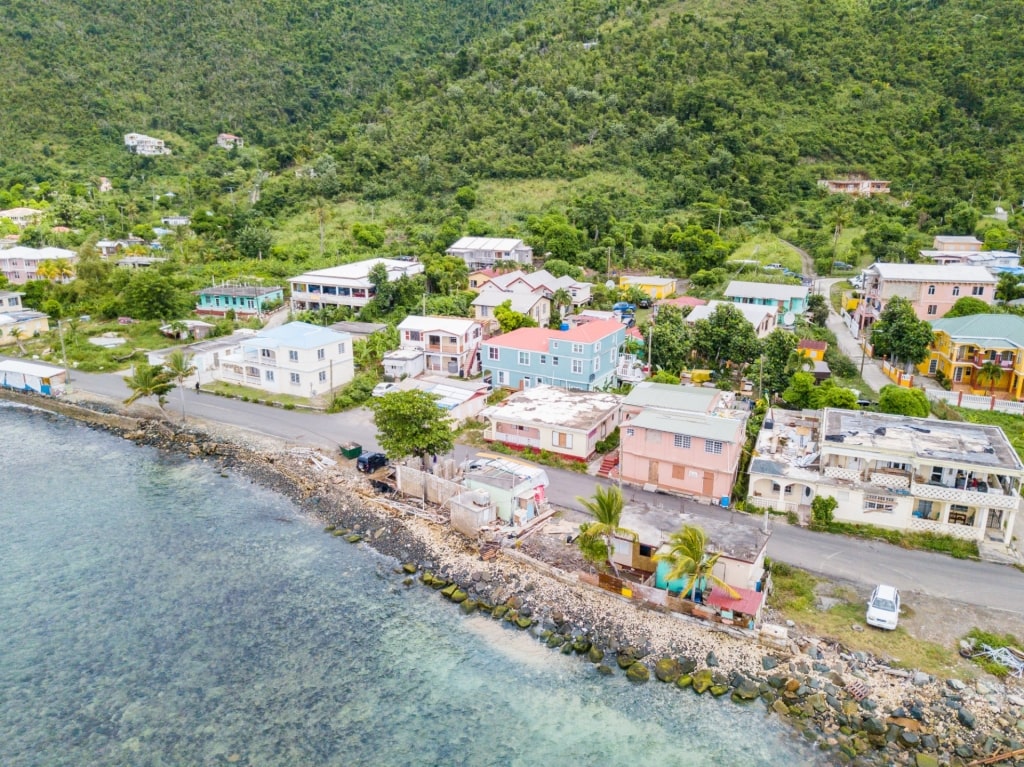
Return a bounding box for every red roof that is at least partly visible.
[797,339,828,351]
[627,327,644,341]
[658,296,707,308]
[704,585,764,617]
[470,268,500,278]
[487,318,624,351]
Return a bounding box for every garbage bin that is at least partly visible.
[339,442,362,460]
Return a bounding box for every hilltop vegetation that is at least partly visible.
[2,0,1024,296]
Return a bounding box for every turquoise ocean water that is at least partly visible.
[0,404,822,766]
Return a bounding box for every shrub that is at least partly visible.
[595,427,620,454]
[810,495,837,530]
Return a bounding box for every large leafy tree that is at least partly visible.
[944,296,990,318]
[494,300,537,333]
[646,305,691,374]
[758,328,797,397]
[369,390,454,461]
[806,294,829,326]
[653,525,738,600]
[574,484,636,577]
[869,297,934,370]
[691,303,761,371]
[877,385,930,417]
[121,269,192,321]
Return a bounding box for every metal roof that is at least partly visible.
[724,281,808,301]
[243,321,350,350]
[624,382,719,413]
[929,313,1024,349]
[628,409,744,443]
[866,262,997,283]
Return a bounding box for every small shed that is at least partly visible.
[0,359,67,395]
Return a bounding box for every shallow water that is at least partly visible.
[0,404,823,766]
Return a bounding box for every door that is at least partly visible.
[702,471,714,496]
[648,460,659,484]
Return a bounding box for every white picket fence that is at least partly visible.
[926,388,1024,415]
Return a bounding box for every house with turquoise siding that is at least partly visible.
[195,283,284,319]
[480,318,625,391]
[724,281,808,319]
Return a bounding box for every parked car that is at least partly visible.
[356,452,389,473]
[637,298,652,309]
[833,261,854,271]
[866,584,900,630]
[612,301,637,314]
[372,382,398,397]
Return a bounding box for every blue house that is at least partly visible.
[195,283,284,319]
[723,281,808,319]
[480,318,625,391]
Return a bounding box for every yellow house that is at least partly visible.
[618,275,677,299]
[920,314,1024,399]
[796,338,827,362]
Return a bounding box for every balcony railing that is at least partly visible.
[908,517,982,541]
[910,481,1019,510]
[971,355,1015,368]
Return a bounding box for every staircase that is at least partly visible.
[466,341,481,376]
[597,453,619,478]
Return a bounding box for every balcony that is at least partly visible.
[910,481,1019,510]
[425,341,465,354]
[970,354,1015,369]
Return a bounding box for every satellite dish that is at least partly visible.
[783,312,796,326]
[605,280,615,290]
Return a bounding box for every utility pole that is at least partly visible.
[58,320,71,392]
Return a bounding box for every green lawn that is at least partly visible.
[728,233,803,273]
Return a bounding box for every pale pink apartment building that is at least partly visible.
[618,382,748,504]
[854,262,997,333]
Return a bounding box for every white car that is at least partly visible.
[866,584,901,630]
[371,382,398,397]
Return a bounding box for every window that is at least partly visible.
[928,358,937,374]
[261,348,273,358]
[572,343,584,354]
[552,432,573,448]
[927,285,936,295]
[927,305,937,315]
[595,341,601,351]
[592,357,600,372]
[497,371,508,385]
[265,370,275,382]
[674,434,691,449]
[705,439,723,455]
[317,348,325,360]
[319,371,327,382]
[972,286,985,296]
[540,355,547,364]
[625,427,635,437]
[552,356,559,365]
[638,544,655,558]
[289,350,299,362]
[290,373,300,385]
[337,343,346,355]
[609,350,616,363]
[864,495,895,513]
[952,286,960,296]
[572,359,583,374]
[518,351,530,365]
[488,346,499,361]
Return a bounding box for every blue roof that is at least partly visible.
[251,321,350,349]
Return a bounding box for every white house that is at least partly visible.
[747,408,1024,551]
[394,375,492,424]
[471,288,551,327]
[147,331,257,386]
[217,133,244,150]
[446,237,533,271]
[486,269,593,309]
[0,207,44,228]
[289,258,424,313]
[393,315,485,377]
[684,300,778,338]
[124,133,171,156]
[161,215,191,227]
[0,246,77,284]
[218,322,354,397]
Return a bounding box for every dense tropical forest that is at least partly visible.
[2,0,1024,327]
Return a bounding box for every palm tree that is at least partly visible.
[654,525,739,601]
[575,484,637,576]
[53,259,75,282]
[35,260,58,281]
[977,360,1004,395]
[163,350,197,421]
[7,326,26,354]
[550,288,573,319]
[124,364,173,414]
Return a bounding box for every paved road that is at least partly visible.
[62,368,1024,616]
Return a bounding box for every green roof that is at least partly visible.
[930,313,1024,349]
[623,382,718,412]
[629,410,744,443]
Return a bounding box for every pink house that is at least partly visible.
[854,263,997,332]
[619,382,748,504]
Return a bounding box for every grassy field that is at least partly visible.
[769,562,964,677]
[728,233,803,273]
[205,381,310,408]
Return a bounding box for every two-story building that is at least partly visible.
[724,281,808,318]
[0,291,49,344]
[0,207,44,228]
[217,322,354,396]
[817,178,890,196]
[920,313,1024,398]
[0,246,77,284]
[854,263,997,332]
[124,133,171,156]
[446,237,533,271]
[480,318,625,391]
[472,289,551,328]
[195,283,284,319]
[485,269,593,310]
[618,275,677,300]
[387,315,485,378]
[217,133,244,150]
[479,384,622,461]
[289,258,424,314]
[919,235,1020,269]
[619,383,748,503]
[747,408,1023,549]
[684,300,778,338]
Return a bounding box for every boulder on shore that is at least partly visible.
[626,663,650,683]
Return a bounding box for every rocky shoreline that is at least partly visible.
[5,390,1024,767]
